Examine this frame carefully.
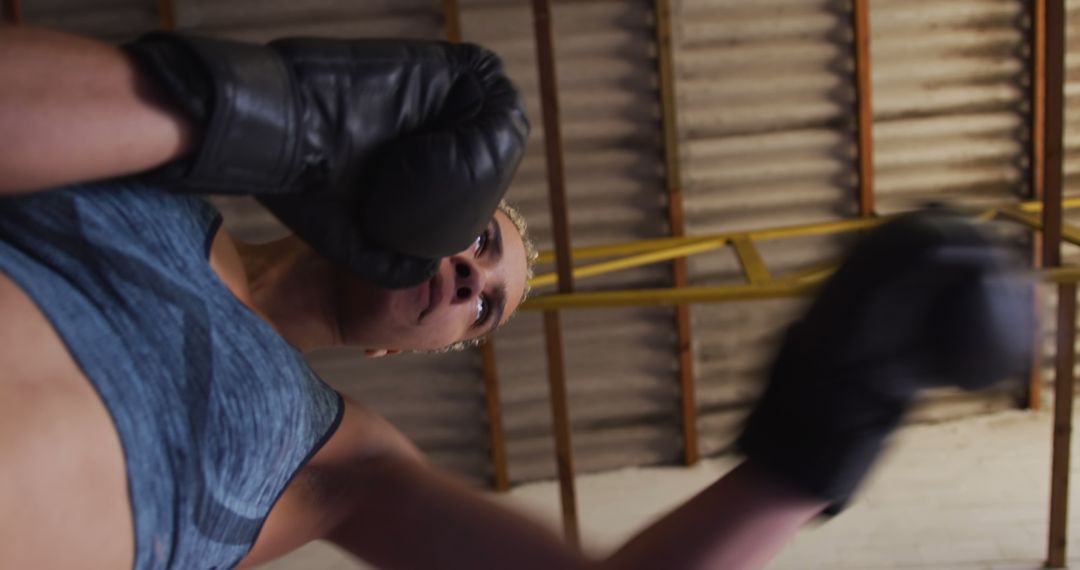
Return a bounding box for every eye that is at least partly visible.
[473,227,491,256]
[474,294,491,326]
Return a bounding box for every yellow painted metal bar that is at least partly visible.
[776,260,838,286]
[526,199,1080,297]
[535,235,716,264]
[529,237,726,288]
[731,236,772,284]
[1044,266,1080,283]
[534,198,1080,264]
[1018,196,1080,212]
[998,207,1080,247]
[522,282,815,311]
[523,265,1080,311]
[534,217,888,264]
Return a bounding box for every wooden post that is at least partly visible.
[1026,0,1048,411]
[851,0,875,216]
[442,0,462,43]
[532,0,580,547]
[1040,1,1070,566]
[157,0,176,30]
[2,0,23,24]
[1048,284,1075,569]
[653,0,699,465]
[481,341,510,491]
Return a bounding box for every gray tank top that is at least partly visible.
[0,182,343,569]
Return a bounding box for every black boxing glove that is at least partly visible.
[737,209,1033,514]
[125,33,529,288]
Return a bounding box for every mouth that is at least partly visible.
[419,271,443,322]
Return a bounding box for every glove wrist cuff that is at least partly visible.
[128,33,301,194]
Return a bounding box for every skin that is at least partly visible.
[236,212,528,355]
[0,25,829,570]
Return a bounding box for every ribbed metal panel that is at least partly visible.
[673,0,858,456]
[677,0,1032,455]
[460,0,683,483]
[871,0,1029,213]
[1057,0,1080,402]
[175,0,441,41]
[21,0,157,40]
[1066,0,1080,197]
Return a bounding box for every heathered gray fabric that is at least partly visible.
[0,183,343,569]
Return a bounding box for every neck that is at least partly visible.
[235,236,344,353]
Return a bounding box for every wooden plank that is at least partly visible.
[157,0,176,30]
[2,0,23,24]
[480,340,510,492]
[851,0,875,216]
[1041,1,1069,566]
[442,0,462,43]
[1028,0,1047,411]
[1028,233,1046,410]
[531,0,580,547]
[1048,283,1075,568]
[653,0,699,466]
[731,236,772,285]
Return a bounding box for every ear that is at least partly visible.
[364,348,402,358]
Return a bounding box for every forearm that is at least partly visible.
[330,456,825,570]
[329,454,591,570]
[606,460,827,570]
[0,26,197,193]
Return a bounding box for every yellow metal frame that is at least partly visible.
[522,198,1080,311]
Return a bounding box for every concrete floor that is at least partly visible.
[260,407,1080,570]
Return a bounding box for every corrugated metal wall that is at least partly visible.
[1052,0,1080,400]
[15,0,1044,487]
[872,0,1029,213]
[673,0,859,455]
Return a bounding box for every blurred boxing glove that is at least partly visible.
[737,209,1033,514]
[125,33,529,288]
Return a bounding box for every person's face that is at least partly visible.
[340,210,529,354]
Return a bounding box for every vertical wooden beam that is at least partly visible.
[653,0,698,466]
[531,0,580,547]
[157,0,176,30]
[442,0,463,43]
[1048,284,1075,569]
[440,0,511,494]
[480,341,510,491]
[1028,0,1047,410]
[2,0,23,24]
[1041,1,1070,567]
[851,0,875,216]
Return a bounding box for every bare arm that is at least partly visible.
[0,25,196,193]
[323,455,825,570]
[605,460,827,570]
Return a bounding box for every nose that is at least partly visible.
[451,257,485,305]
